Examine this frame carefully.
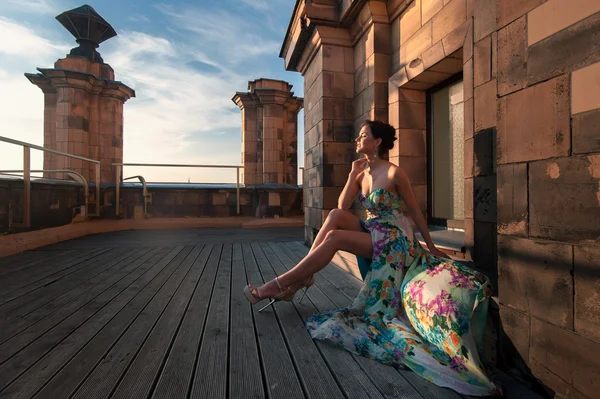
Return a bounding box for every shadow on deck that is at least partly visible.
[0,227,539,399]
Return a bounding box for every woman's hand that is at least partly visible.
[429,246,449,259]
[351,158,368,175]
[338,159,364,210]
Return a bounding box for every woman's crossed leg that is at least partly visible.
[254,209,372,299]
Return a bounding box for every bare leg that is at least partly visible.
[257,230,372,299]
[309,209,363,252]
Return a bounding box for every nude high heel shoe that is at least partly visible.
[243,276,296,312]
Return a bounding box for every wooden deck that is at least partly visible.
[0,227,538,399]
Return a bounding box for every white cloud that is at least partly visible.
[1,0,60,15]
[129,14,151,23]
[0,18,70,175]
[156,4,281,66]
[0,17,69,62]
[99,30,250,182]
[0,5,304,184]
[239,0,270,12]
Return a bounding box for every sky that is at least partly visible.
[0,0,304,183]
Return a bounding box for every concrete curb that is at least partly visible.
[0,217,305,258]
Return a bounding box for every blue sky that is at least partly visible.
[0,0,304,183]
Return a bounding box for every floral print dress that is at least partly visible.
[306,189,501,396]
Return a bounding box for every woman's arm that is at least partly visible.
[394,167,448,257]
[338,159,366,210]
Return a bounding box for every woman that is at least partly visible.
[244,120,501,396]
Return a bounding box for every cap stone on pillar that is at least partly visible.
[25,4,135,184]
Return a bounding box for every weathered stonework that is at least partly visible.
[281,2,600,395]
[26,58,134,184]
[233,79,303,186]
[529,156,600,243]
[497,75,570,164]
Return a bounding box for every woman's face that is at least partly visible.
[355,124,381,156]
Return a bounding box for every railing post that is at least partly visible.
[23,146,31,228]
[95,163,101,217]
[115,165,121,217]
[236,167,240,215]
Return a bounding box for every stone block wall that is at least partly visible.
[494,2,600,397]
[303,35,357,242]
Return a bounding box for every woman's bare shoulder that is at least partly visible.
[384,161,404,177]
[388,164,410,185]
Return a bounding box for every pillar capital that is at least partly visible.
[232,92,259,110]
[26,68,135,102]
[253,89,294,105]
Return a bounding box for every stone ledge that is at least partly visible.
[0,217,304,258]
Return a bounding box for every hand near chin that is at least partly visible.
[351,158,368,174]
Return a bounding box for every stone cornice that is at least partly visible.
[24,73,56,94]
[281,0,414,72]
[231,92,259,109]
[285,97,305,113]
[254,88,298,105]
[26,67,135,101]
[292,25,353,74]
[347,1,390,46]
[387,0,413,21]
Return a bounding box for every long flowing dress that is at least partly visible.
[306,189,501,396]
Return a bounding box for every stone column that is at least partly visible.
[40,84,58,177]
[27,65,134,183]
[283,100,303,184]
[25,5,135,184]
[294,27,356,243]
[232,93,260,185]
[258,98,286,184]
[353,2,391,135]
[233,79,303,186]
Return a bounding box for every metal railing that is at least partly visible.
[121,175,151,218]
[0,169,90,221]
[113,163,243,216]
[0,136,101,228]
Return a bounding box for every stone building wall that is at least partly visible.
[281,1,600,397]
[493,2,600,398]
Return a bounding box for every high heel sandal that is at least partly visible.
[243,275,316,312]
[297,275,315,304]
[243,276,296,312]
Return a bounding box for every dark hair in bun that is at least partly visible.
[361,120,397,157]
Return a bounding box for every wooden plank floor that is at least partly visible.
[0,227,540,399]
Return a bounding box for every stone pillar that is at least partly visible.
[233,79,303,186]
[232,94,260,185]
[40,84,58,176]
[25,5,134,184]
[284,101,302,184]
[294,26,356,244]
[353,2,391,135]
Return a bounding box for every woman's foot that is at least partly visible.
[243,275,316,311]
